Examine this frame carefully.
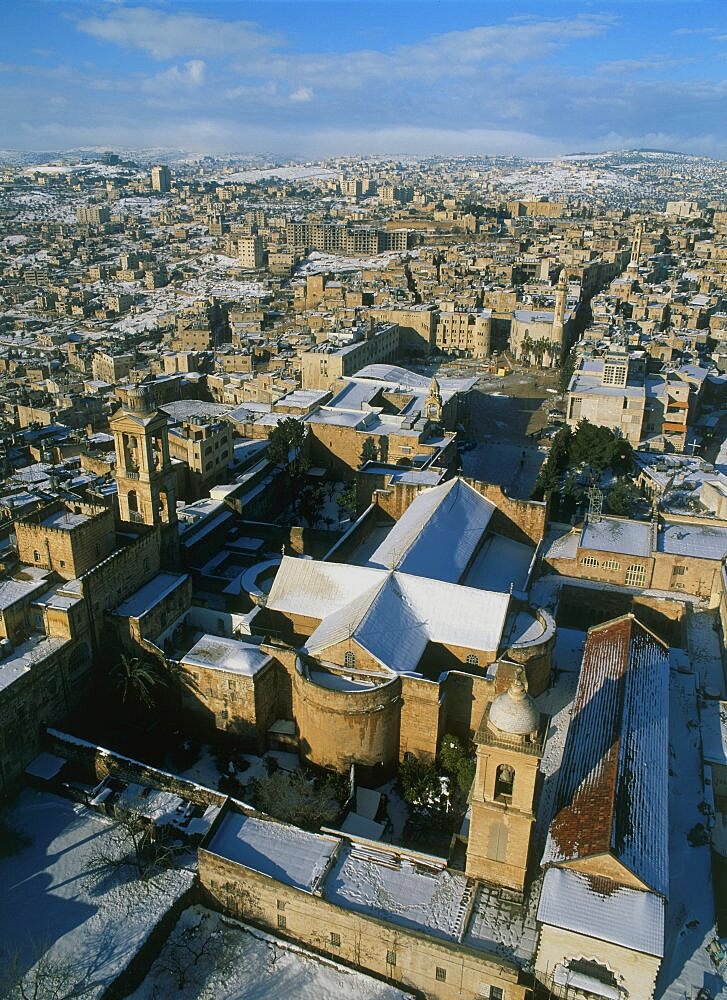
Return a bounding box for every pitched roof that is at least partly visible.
[305,570,510,674]
[537,867,665,958]
[367,477,495,582]
[543,615,669,896]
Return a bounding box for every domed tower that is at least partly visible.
[425,375,443,422]
[465,669,545,892]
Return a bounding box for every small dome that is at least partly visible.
[488,671,539,737]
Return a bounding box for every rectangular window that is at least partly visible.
[277,915,287,929]
[489,989,504,1000]
[603,559,620,571]
[386,950,396,967]
[276,900,285,911]
[435,967,447,982]
[672,565,686,576]
[330,932,341,946]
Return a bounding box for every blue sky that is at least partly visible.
[1,1,725,157]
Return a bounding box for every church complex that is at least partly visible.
[0,375,724,1000]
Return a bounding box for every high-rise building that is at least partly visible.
[151,164,171,193]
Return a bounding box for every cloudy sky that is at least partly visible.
[1,1,725,158]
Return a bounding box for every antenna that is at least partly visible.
[587,486,603,522]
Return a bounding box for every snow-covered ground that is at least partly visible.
[657,670,727,999]
[128,904,412,999]
[687,608,726,698]
[0,789,194,997]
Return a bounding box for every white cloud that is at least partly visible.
[289,86,313,103]
[141,60,206,93]
[77,7,279,60]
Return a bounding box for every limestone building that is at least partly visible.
[535,616,669,1000]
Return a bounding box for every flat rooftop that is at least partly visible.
[207,812,338,892]
[324,843,470,942]
[113,573,188,619]
[182,634,270,676]
[41,510,90,531]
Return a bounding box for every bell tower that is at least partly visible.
[628,223,643,273]
[110,386,177,532]
[550,269,567,357]
[465,670,545,892]
[425,375,443,422]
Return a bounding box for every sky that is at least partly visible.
[1,1,725,159]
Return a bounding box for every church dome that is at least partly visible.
[488,672,539,737]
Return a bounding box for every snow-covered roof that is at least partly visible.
[113,572,188,619]
[182,635,271,677]
[657,521,727,560]
[266,557,383,620]
[206,812,337,893]
[324,843,470,942]
[543,616,669,897]
[269,555,510,674]
[537,867,665,958]
[580,516,653,557]
[367,477,495,582]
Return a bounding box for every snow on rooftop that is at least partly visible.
[580,516,653,557]
[538,867,664,957]
[544,617,669,897]
[367,478,495,582]
[113,572,188,619]
[324,843,470,942]
[182,635,270,677]
[206,811,338,892]
[463,533,534,593]
[658,521,727,560]
[701,700,727,766]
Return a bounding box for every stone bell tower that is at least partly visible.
[424,375,443,422]
[110,385,177,531]
[628,223,643,274]
[465,670,545,892]
[550,269,568,357]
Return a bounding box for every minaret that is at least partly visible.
[551,269,567,358]
[628,223,643,274]
[465,670,545,892]
[110,386,179,564]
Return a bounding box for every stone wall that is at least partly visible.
[535,922,660,1000]
[16,502,115,580]
[198,843,527,1000]
[292,663,401,777]
[399,674,442,761]
[0,639,92,793]
[44,728,227,807]
[77,529,162,646]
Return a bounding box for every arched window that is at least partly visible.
[344,650,356,670]
[466,653,479,666]
[495,763,515,801]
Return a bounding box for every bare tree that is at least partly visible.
[0,941,90,1000]
[153,910,235,993]
[84,809,184,909]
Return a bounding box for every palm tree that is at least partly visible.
[111,653,161,710]
[521,333,533,365]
